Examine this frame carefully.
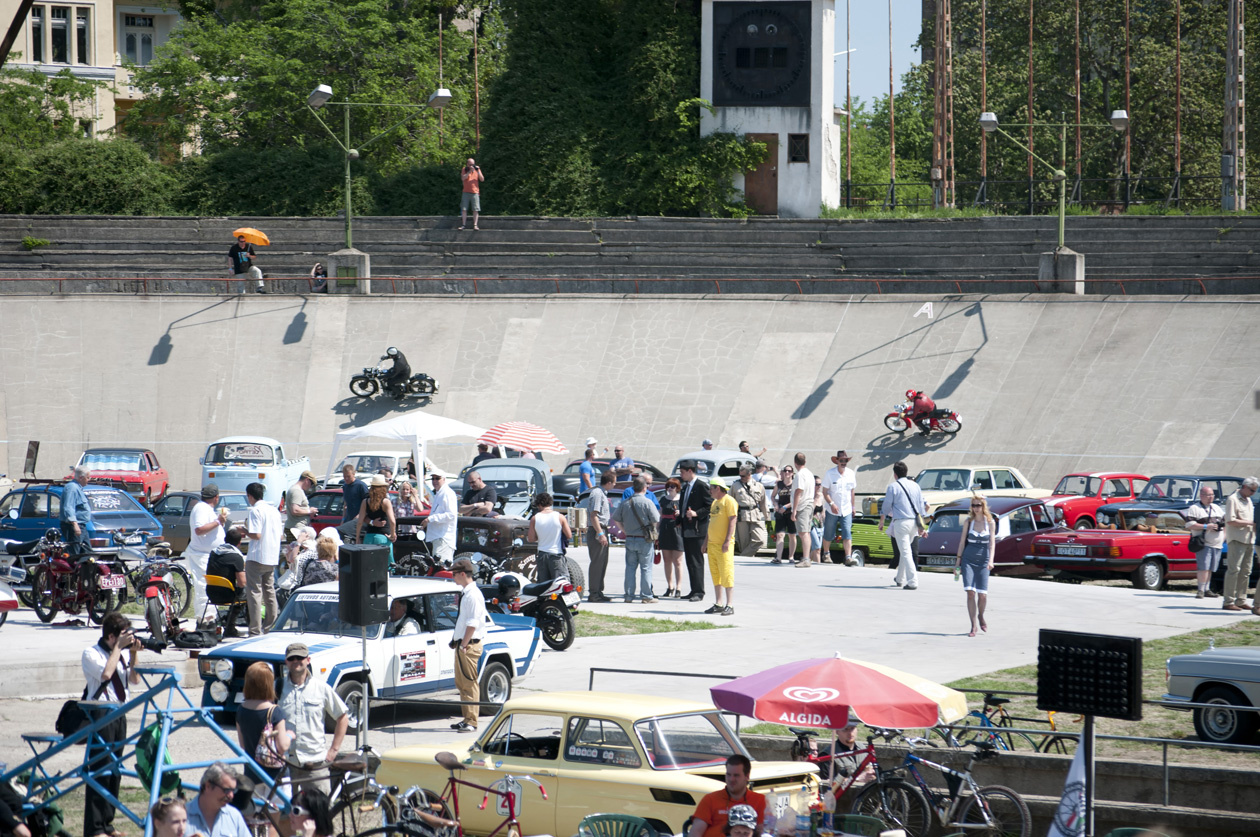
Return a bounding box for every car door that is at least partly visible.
[467,711,564,836]
[0,491,22,536]
[972,471,994,490]
[383,595,441,696]
[554,716,646,837]
[995,507,1038,567]
[17,489,53,541]
[153,494,192,551]
[424,591,462,690]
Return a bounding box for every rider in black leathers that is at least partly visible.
[381,347,411,399]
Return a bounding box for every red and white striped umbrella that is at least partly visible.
[478,422,569,455]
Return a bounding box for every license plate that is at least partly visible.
[2,566,26,583]
[123,534,143,545]
[562,591,580,606]
[1055,546,1088,556]
[925,555,955,566]
[99,575,127,589]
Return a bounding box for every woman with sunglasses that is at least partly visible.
[954,496,997,637]
[288,789,334,837]
[771,467,797,564]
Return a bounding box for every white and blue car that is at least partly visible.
[198,578,541,729]
[200,436,310,505]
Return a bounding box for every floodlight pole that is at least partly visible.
[983,122,1066,249]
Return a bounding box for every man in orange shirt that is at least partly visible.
[460,157,485,231]
[688,755,766,837]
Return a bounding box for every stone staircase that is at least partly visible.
[2,213,1258,294]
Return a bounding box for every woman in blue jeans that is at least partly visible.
[953,496,996,637]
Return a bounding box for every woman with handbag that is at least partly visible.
[235,661,290,784]
[658,479,686,598]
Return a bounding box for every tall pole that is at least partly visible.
[344,105,353,250]
[932,0,945,208]
[438,11,444,149]
[1027,0,1035,215]
[944,0,954,208]
[1074,0,1081,181]
[1174,0,1181,204]
[846,0,852,207]
[473,8,481,151]
[888,0,896,208]
[1059,122,1067,249]
[1123,0,1131,208]
[979,0,987,194]
[1223,0,1247,210]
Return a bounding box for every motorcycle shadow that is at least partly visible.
[858,430,954,472]
[331,394,433,428]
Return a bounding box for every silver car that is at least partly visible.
[1163,645,1260,744]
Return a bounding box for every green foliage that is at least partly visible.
[0,66,104,153]
[819,206,994,221]
[0,140,177,215]
[21,236,52,250]
[173,146,372,216]
[373,165,462,215]
[480,0,763,216]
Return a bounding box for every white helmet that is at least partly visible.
[386,347,399,357]
[727,805,757,831]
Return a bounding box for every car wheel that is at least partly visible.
[336,679,369,733]
[478,660,512,715]
[1073,517,1094,530]
[1193,685,1260,744]
[848,546,868,567]
[1130,558,1164,591]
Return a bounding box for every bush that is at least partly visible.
[175,146,372,217]
[13,140,177,215]
[373,165,463,216]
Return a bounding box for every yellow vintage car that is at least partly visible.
[377,691,819,837]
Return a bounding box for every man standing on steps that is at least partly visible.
[459,158,484,231]
[678,460,711,602]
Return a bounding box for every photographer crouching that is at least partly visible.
[81,612,143,837]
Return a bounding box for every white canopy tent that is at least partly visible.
[324,413,486,487]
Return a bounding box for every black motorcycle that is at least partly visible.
[348,364,439,399]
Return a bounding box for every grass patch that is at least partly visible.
[743,722,793,736]
[575,611,729,638]
[21,236,52,250]
[27,783,153,837]
[945,619,1260,767]
[820,206,995,221]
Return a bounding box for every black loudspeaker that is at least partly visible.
[339,543,389,626]
[1037,629,1143,721]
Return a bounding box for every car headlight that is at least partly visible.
[214,659,234,682]
[209,681,230,704]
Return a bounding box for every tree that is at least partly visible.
[0,66,104,152]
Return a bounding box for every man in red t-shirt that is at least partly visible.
[688,755,766,837]
[460,157,485,231]
[907,389,936,436]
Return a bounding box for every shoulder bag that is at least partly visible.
[254,706,284,768]
[628,497,659,542]
[896,480,928,529]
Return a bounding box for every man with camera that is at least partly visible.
[459,158,484,231]
[1186,486,1227,600]
[81,612,143,837]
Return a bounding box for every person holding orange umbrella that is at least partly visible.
[229,228,269,292]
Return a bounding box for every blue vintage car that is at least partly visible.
[0,483,162,547]
[200,436,310,505]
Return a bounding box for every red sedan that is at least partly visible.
[1027,506,1197,590]
[1041,472,1149,530]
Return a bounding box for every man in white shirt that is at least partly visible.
[449,557,488,733]
[790,453,815,568]
[1185,486,1227,600]
[189,484,230,625]
[385,598,421,636]
[425,473,459,561]
[277,641,348,794]
[244,482,282,636]
[878,461,929,590]
[81,612,142,837]
[822,450,859,566]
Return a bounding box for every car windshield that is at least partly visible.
[205,443,276,466]
[339,455,396,474]
[632,712,743,770]
[85,490,145,513]
[218,494,250,512]
[1054,475,1100,497]
[1138,477,1197,502]
[272,594,381,637]
[916,469,971,491]
[928,511,966,533]
[309,493,344,514]
[80,451,143,470]
[469,466,536,497]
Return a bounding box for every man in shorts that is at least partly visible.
[460,158,484,230]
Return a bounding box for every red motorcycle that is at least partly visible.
[28,529,128,625]
[884,401,962,435]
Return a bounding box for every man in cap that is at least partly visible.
[584,437,598,455]
[425,471,459,562]
[677,460,711,602]
[729,464,768,557]
[449,557,487,732]
[822,450,859,566]
[286,470,317,531]
[277,641,348,793]
[705,478,738,615]
[471,442,495,466]
[701,439,715,451]
[189,483,231,625]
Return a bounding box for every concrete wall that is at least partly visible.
[2,294,1259,493]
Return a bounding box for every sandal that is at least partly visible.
[968,629,976,638]
[979,617,988,633]
[473,226,481,231]
[457,226,465,231]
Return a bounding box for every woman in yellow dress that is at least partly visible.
[705,477,739,616]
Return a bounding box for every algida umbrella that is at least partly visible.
[477,422,569,456]
[232,227,271,246]
[710,654,968,730]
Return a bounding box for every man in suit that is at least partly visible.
[677,460,711,602]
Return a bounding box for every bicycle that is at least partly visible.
[852,738,1031,837]
[790,727,906,784]
[948,694,1040,751]
[396,750,547,837]
[247,744,401,837]
[117,538,194,618]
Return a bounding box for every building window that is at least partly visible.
[76,8,89,64]
[123,15,155,65]
[50,6,69,63]
[787,133,809,163]
[30,7,43,62]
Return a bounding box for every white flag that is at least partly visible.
[1046,743,1086,837]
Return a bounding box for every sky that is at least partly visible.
[834,0,923,109]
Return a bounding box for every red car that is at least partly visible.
[1026,505,1198,590]
[68,448,169,506]
[307,487,409,534]
[1042,472,1149,530]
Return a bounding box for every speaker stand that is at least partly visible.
[359,624,371,750]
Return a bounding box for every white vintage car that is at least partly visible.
[197,578,541,730]
[862,465,1052,516]
[201,436,310,505]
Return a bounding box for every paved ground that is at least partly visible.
[2,544,1247,782]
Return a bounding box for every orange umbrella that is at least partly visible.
[232,227,270,246]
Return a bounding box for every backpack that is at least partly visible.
[136,723,181,796]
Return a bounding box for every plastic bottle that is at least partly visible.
[953,564,961,582]
[795,785,811,837]
[762,806,778,837]
[821,787,836,831]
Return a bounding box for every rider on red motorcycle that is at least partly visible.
[906,389,936,436]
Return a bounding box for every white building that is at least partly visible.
[700,0,840,218]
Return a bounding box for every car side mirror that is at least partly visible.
[198,457,205,465]
[6,509,16,519]
[415,530,427,542]
[969,482,982,490]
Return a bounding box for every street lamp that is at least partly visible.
[305,83,450,253]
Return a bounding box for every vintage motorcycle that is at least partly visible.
[25,529,128,625]
[479,570,579,652]
[884,401,962,436]
[349,364,439,399]
[0,549,23,629]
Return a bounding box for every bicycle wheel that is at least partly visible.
[851,777,931,837]
[956,784,1032,837]
[329,788,399,837]
[396,788,458,837]
[928,725,964,748]
[163,565,194,617]
[1039,734,1078,755]
[348,826,436,837]
[995,727,1041,752]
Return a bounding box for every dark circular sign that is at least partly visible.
[716,6,808,103]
